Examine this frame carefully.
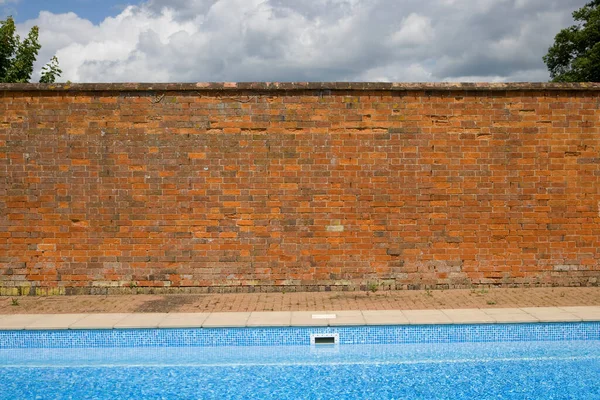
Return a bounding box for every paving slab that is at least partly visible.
[558,306,600,321]
[403,310,453,325]
[290,311,330,327]
[25,314,89,330]
[483,308,532,315]
[1,287,599,314]
[520,307,582,322]
[113,313,169,329]
[70,313,130,329]
[0,314,48,330]
[327,310,366,326]
[362,310,409,325]
[158,313,210,328]
[1,306,598,330]
[247,312,291,327]
[482,308,539,323]
[202,312,250,328]
[442,309,496,324]
[558,306,600,312]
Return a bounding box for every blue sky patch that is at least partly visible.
[8,0,138,24]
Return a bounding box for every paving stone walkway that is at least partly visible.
[1,287,598,314]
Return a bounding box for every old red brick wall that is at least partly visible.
[1,83,599,295]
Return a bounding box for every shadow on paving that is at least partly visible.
[133,296,203,313]
[1,287,600,314]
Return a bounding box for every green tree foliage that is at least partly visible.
[0,16,61,83]
[39,56,62,83]
[543,1,600,82]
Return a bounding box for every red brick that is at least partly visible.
[0,84,599,293]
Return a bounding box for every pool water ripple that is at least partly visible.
[1,323,599,399]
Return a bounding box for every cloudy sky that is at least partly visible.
[1,0,588,82]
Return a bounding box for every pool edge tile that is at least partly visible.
[70,313,131,329]
[3,307,600,330]
[113,313,170,329]
[0,314,52,330]
[290,311,331,327]
[25,314,90,330]
[158,313,211,328]
[441,309,496,324]
[403,310,453,325]
[247,312,292,327]
[202,312,251,328]
[361,310,410,326]
[558,306,600,322]
[327,310,366,327]
[520,307,583,322]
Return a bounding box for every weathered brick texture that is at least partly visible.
[1,82,599,294]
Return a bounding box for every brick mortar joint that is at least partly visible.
[2,82,600,92]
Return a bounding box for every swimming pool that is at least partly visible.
[1,323,599,399]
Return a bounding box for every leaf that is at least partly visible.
[0,16,18,81]
[543,1,600,82]
[40,56,62,84]
[3,25,40,83]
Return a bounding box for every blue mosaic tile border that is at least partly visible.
[1,322,598,349]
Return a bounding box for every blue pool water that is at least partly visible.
[1,323,599,399]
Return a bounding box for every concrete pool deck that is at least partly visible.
[1,287,599,329]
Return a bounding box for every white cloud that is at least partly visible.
[390,13,434,46]
[17,0,585,82]
[357,62,433,82]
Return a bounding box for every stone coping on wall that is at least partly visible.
[1,82,600,92]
